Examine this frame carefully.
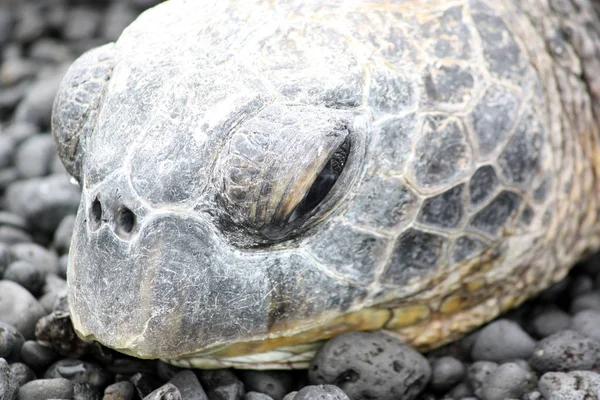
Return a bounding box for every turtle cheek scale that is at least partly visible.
[68,178,364,361]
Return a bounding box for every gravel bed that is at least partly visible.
[1,1,600,399]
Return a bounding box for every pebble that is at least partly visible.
[44,358,112,388]
[568,274,594,297]
[130,372,162,399]
[14,68,66,129]
[529,330,600,372]
[196,368,244,400]
[0,322,25,362]
[293,385,349,400]
[10,362,36,387]
[4,261,45,296]
[480,362,536,400]
[569,291,600,314]
[3,122,38,145]
[0,281,45,339]
[531,306,572,338]
[17,378,74,400]
[104,381,135,400]
[52,214,75,255]
[429,356,465,392]
[240,370,294,400]
[5,174,81,233]
[144,382,182,400]
[466,361,498,399]
[1,358,19,400]
[28,38,72,64]
[10,242,58,276]
[538,371,600,399]
[0,226,32,245]
[243,392,275,400]
[470,319,536,362]
[14,134,56,179]
[571,309,600,341]
[63,6,101,41]
[20,340,58,371]
[168,370,208,400]
[309,332,431,400]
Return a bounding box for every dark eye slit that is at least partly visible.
[288,136,351,222]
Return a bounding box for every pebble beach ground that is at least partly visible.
[1,1,600,399]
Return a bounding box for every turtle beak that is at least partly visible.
[67,183,271,359]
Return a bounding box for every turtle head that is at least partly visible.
[52,43,377,366]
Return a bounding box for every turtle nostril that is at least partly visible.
[118,207,135,233]
[91,198,102,223]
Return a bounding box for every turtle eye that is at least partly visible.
[288,136,351,223]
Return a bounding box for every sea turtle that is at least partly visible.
[52,0,600,369]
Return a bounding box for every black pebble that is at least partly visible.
[10,362,36,387]
[196,368,245,400]
[240,370,293,400]
[44,358,112,388]
[529,330,600,373]
[0,322,24,362]
[309,331,431,400]
[20,340,57,371]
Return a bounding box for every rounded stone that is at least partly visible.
[571,310,600,342]
[14,134,56,179]
[570,292,600,314]
[0,358,18,400]
[480,362,536,400]
[20,340,58,371]
[531,306,572,338]
[168,370,208,400]
[52,214,75,255]
[14,68,66,129]
[243,393,275,400]
[429,356,465,392]
[529,330,600,373]
[240,371,294,400]
[0,322,25,362]
[10,362,35,387]
[0,280,45,339]
[196,369,244,400]
[470,319,536,362]
[309,332,431,400]
[104,381,135,400]
[4,260,45,296]
[539,371,600,400]
[144,383,182,400]
[293,385,350,400]
[44,358,112,388]
[18,378,74,400]
[466,361,498,399]
[10,242,58,276]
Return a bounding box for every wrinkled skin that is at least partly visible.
[52,0,600,368]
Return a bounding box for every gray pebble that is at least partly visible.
[0,83,28,116]
[539,371,600,400]
[144,383,182,400]
[168,370,208,400]
[102,3,137,42]
[0,136,16,169]
[14,5,46,43]
[570,291,600,314]
[4,261,45,296]
[45,358,112,388]
[20,340,58,370]
[281,392,297,400]
[34,311,89,358]
[10,242,59,276]
[569,275,594,297]
[240,370,293,400]
[430,356,465,393]
[447,382,473,399]
[104,381,135,400]
[0,169,19,192]
[0,226,32,245]
[531,306,572,338]
[3,122,38,144]
[18,378,74,400]
[294,385,349,400]
[523,391,544,400]
[14,67,66,129]
[196,368,244,400]
[63,6,101,41]
[0,358,18,400]
[5,174,81,233]
[1,58,37,87]
[309,331,431,400]
[480,362,535,400]
[0,322,24,362]
[29,39,72,64]
[0,212,28,232]
[10,362,36,387]
[529,330,600,372]
[52,215,75,255]
[0,280,45,339]
[470,319,536,362]
[15,134,56,179]
[466,361,498,399]
[571,310,600,342]
[243,393,274,400]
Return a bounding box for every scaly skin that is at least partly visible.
[52,0,600,369]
